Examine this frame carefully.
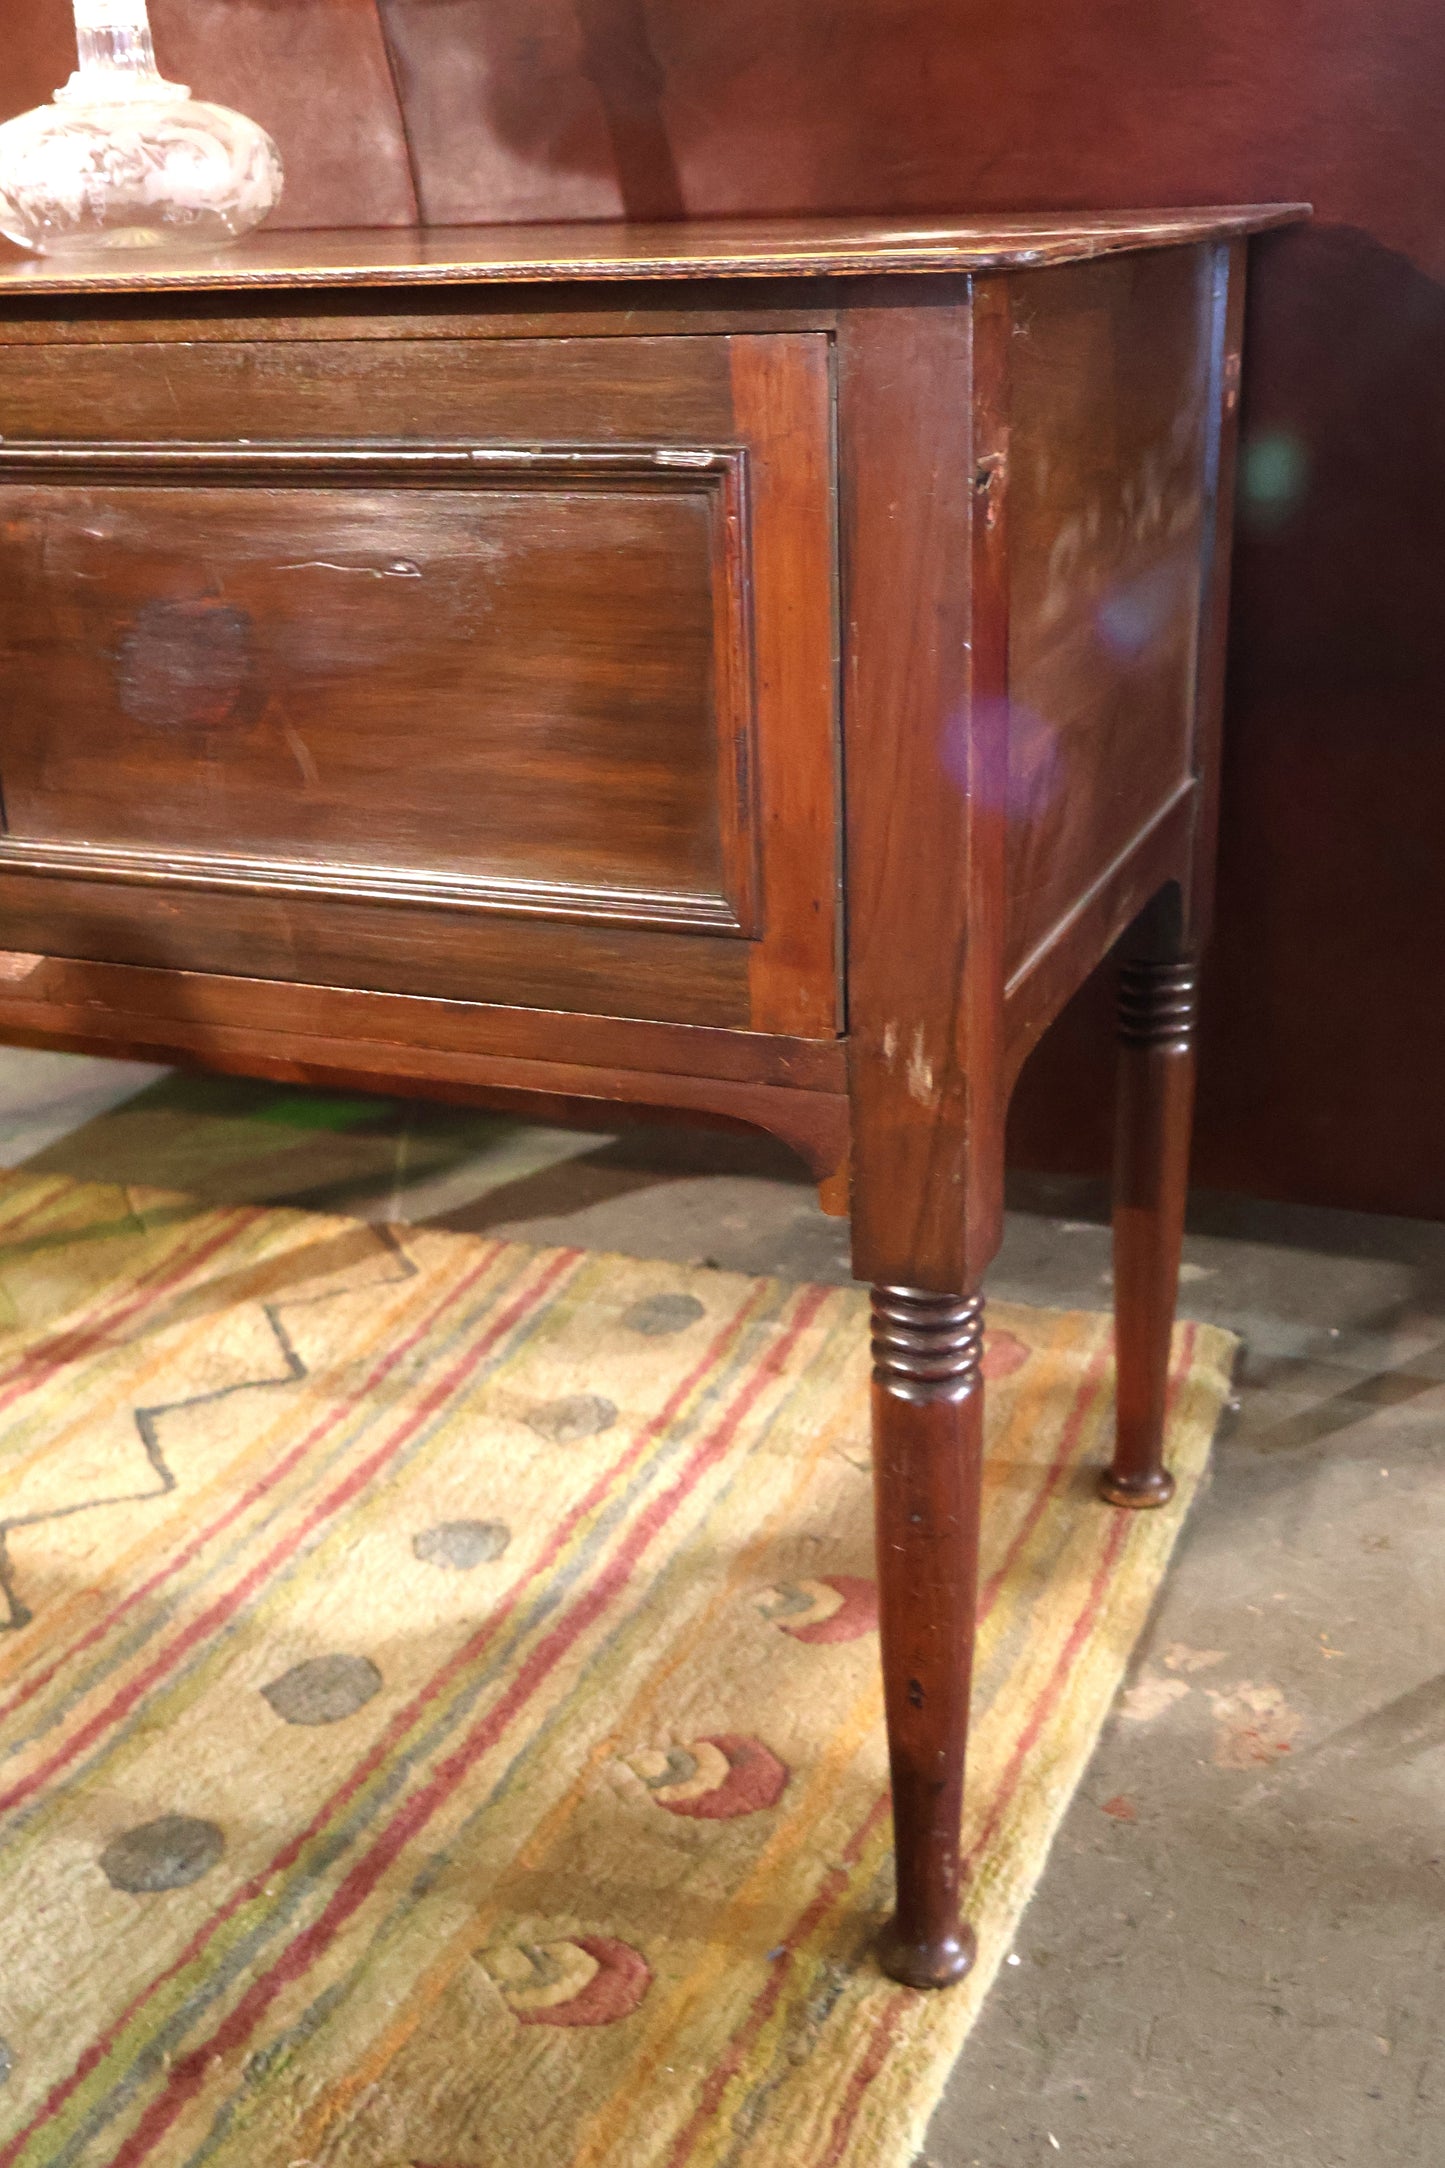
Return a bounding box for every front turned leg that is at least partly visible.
[871,1286,985,1988]
[1103,956,1199,1509]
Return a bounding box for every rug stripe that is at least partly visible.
[82,1288,831,2168]
[281,1298,867,2155]
[651,1341,1133,2167]
[177,1291,848,2168]
[977,1335,1114,1612]
[100,1280,784,2129]
[798,1513,1138,2168]
[0,1175,98,1249]
[817,1993,912,2168]
[656,1796,893,2168]
[0,1167,1233,2168]
[595,1342,1117,2167]
[0,1233,534,1765]
[0,1208,254,1421]
[0,1276,788,2168]
[0,1232,499,1736]
[166,1278,803,2168]
[803,1324,1204,2168]
[686,1501,1129,2168]
[0,1245,571,1819]
[0,1243,582,2168]
[0,1212,274,1513]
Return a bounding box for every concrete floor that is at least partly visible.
[3,1047,1441,2167]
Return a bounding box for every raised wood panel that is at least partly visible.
[0,448,753,932]
[0,329,839,1036]
[1004,247,1215,979]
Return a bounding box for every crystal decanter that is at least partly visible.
[0,0,284,255]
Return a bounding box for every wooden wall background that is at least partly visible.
[7,0,1444,1217]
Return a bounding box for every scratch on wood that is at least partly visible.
[906,1025,941,1109]
[282,723,320,788]
[276,560,421,579]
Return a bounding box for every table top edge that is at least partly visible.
[0,205,1312,300]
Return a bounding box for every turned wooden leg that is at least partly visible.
[1102,955,1199,1509]
[871,1285,984,1989]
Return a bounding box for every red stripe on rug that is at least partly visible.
[817,1991,912,2168]
[671,1329,1206,2167]
[963,1510,1132,1878]
[660,1877,846,2168]
[0,1209,254,1419]
[660,1793,894,2168]
[812,1321,1205,2165]
[663,1491,1124,2168]
[0,1277,789,2167]
[0,1246,571,1817]
[803,1514,1135,2168]
[0,1238,504,1729]
[0,1177,92,1249]
[976,1337,1113,1618]
[99,1288,831,2168]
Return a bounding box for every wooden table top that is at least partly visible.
[0,207,1308,297]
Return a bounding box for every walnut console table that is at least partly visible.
[0,208,1303,1989]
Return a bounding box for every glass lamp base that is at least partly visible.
[0,90,284,257]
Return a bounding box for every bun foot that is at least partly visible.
[1098,1465,1176,1510]
[877,1917,978,1990]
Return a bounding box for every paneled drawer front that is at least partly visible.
[0,450,750,931]
[0,331,838,1035]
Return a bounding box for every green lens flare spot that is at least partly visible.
[1240,431,1309,528]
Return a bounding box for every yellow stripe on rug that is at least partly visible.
[0,1168,1236,2168]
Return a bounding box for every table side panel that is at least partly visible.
[1003,246,1218,982]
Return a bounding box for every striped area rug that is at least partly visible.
[0,1169,1235,2168]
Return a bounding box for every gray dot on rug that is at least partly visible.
[261,1653,382,1726]
[413,1520,512,1571]
[0,2038,12,2086]
[101,1815,225,1894]
[621,1293,706,1337]
[526,1393,618,1445]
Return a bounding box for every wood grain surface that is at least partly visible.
[0,322,838,1035]
[0,211,1304,295]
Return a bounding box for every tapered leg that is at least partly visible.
[1102,955,1199,1509]
[871,1286,984,1988]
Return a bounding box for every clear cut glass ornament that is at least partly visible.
[0,0,284,255]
